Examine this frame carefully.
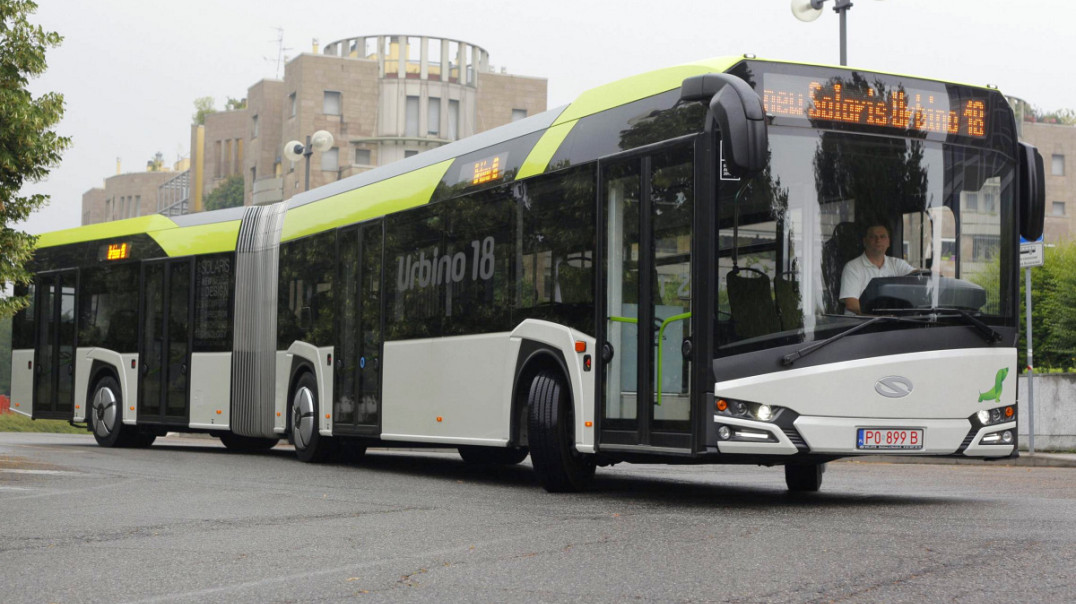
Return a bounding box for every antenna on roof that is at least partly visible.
[264,27,291,79]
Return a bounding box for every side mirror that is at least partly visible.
[681,73,768,177]
[1018,142,1045,241]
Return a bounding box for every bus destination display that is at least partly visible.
[462,152,508,185]
[100,242,131,261]
[763,73,987,138]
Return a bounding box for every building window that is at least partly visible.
[447,99,459,140]
[252,114,259,138]
[323,91,342,116]
[512,109,527,122]
[289,92,296,117]
[321,147,339,171]
[353,148,371,165]
[1053,201,1066,216]
[405,95,420,137]
[964,191,979,211]
[428,97,441,136]
[134,195,141,217]
[404,150,419,158]
[972,234,1000,262]
[1053,154,1065,176]
[941,238,956,260]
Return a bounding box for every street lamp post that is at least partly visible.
[284,130,334,192]
[792,0,884,66]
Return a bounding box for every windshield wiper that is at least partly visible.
[781,315,926,367]
[872,307,1002,344]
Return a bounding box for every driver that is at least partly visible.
[839,223,915,315]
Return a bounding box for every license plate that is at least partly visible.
[856,428,923,450]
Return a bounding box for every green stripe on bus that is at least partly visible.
[516,122,576,179]
[280,159,454,242]
[36,215,179,249]
[150,220,241,256]
[551,57,743,127]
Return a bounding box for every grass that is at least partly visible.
[0,411,89,434]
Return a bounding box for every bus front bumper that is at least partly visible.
[713,414,1017,458]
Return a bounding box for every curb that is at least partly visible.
[840,453,1076,468]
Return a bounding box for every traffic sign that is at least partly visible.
[1020,240,1045,268]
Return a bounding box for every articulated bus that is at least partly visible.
[8,56,1045,492]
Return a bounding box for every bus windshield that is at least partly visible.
[715,130,1015,354]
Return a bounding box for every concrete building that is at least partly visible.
[81,35,546,225]
[81,169,177,225]
[239,34,547,206]
[1019,121,1076,244]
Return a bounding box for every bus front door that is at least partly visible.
[32,270,77,420]
[600,143,695,451]
[333,222,383,436]
[138,259,192,426]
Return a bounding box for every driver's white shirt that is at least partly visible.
[839,253,915,301]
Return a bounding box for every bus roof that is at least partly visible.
[37,55,999,253]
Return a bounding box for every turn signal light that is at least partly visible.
[1004,406,1014,418]
[575,341,586,353]
[716,399,728,412]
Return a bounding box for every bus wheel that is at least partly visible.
[290,372,334,463]
[90,376,126,448]
[458,445,528,465]
[126,432,157,448]
[219,432,278,452]
[527,370,595,492]
[785,462,825,492]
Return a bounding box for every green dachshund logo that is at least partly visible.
[978,367,1009,403]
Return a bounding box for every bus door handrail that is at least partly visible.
[608,312,692,405]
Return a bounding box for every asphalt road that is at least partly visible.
[2,432,1074,603]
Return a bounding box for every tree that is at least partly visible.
[0,0,69,318]
[192,96,215,125]
[1019,243,1076,371]
[204,175,245,211]
[225,96,247,111]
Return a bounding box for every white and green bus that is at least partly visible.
[8,56,1045,492]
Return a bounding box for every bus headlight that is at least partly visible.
[715,397,783,423]
[973,405,1015,427]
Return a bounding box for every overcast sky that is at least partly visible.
[18,0,1076,235]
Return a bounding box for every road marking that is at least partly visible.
[0,469,81,476]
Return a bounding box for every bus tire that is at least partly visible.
[89,375,126,448]
[526,370,595,492]
[785,462,825,492]
[219,432,278,452]
[458,445,528,465]
[290,372,334,463]
[126,432,157,448]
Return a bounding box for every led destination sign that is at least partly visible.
[462,152,508,185]
[763,73,988,138]
[99,242,132,261]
